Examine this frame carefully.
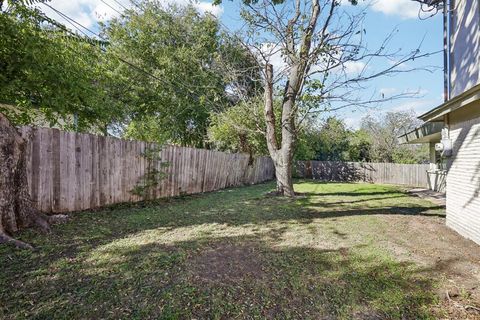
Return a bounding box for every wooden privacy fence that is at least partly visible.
[296,161,430,188]
[20,126,275,213]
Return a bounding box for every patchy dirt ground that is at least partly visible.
[379,212,480,319]
[189,243,266,283]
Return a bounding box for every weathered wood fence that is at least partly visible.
[20,126,275,213]
[295,161,430,188]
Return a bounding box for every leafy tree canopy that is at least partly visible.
[0,3,119,131]
[209,106,428,165]
[104,1,260,147]
[208,97,272,156]
[360,111,428,164]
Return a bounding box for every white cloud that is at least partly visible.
[163,0,223,16]
[38,0,130,29]
[38,0,223,34]
[379,88,397,96]
[194,1,224,16]
[343,61,366,75]
[344,116,362,129]
[251,43,289,78]
[390,98,439,114]
[371,0,421,20]
[269,52,288,76]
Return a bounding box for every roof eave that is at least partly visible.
[419,83,480,122]
[398,122,443,144]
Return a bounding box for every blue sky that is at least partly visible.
[40,0,444,129]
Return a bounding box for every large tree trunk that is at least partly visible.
[264,64,296,197]
[0,113,66,249]
[273,151,295,197]
[261,2,322,197]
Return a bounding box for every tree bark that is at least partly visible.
[0,113,67,249]
[264,64,296,197]
[273,152,295,197]
[261,2,322,197]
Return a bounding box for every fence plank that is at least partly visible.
[22,126,275,213]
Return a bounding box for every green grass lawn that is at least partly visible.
[0,181,449,319]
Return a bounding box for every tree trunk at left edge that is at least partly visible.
[0,113,66,249]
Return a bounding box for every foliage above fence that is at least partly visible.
[21,126,275,213]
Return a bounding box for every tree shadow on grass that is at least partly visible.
[0,181,452,318]
[300,190,406,197]
[0,181,445,266]
[0,234,443,319]
[297,205,446,220]
[302,194,410,206]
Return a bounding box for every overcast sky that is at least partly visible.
[38,0,444,129]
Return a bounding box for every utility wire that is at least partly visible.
[40,1,226,114]
[20,2,192,132]
[100,0,124,17]
[112,0,129,11]
[42,2,100,38]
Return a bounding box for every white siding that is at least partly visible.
[446,106,480,244]
[449,0,480,98]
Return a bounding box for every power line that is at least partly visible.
[42,2,102,39]
[34,0,232,142]
[100,0,124,17]
[57,14,91,38]
[40,1,226,115]
[112,0,129,11]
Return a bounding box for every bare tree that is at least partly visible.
[226,0,437,196]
